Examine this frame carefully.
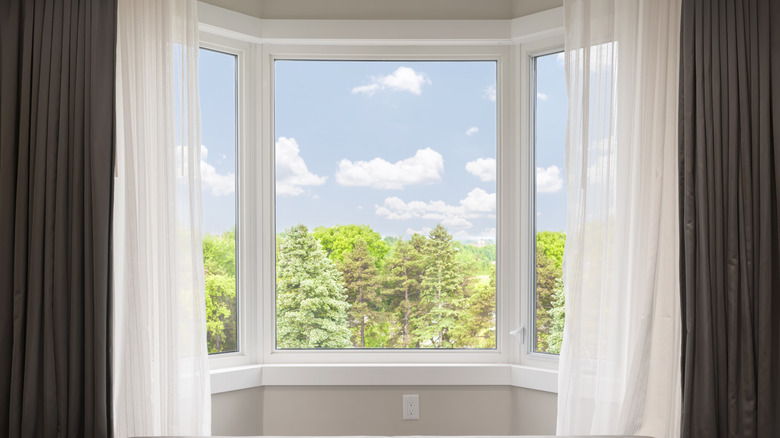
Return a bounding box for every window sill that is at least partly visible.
[210,364,557,395]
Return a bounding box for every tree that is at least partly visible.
[383,234,426,348]
[276,224,352,348]
[313,224,390,268]
[535,231,566,352]
[339,238,382,347]
[535,249,559,352]
[546,277,565,354]
[203,228,237,353]
[451,266,496,348]
[536,231,566,269]
[414,224,463,348]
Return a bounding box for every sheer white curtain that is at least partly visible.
[113,1,210,436]
[557,1,681,436]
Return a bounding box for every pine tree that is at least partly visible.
[414,224,463,348]
[339,238,381,347]
[383,235,426,348]
[276,224,352,348]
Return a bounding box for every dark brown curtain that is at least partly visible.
[679,0,780,436]
[0,0,116,437]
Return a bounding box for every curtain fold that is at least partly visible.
[113,0,211,436]
[678,0,780,436]
[0,0,117,436]
[557,1,682,436]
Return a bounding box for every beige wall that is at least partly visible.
[211,386,556,436]
[212,386,264,436]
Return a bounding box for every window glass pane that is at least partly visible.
[199,48,238,354]
[274,60,497,349]
[533,52,567,354]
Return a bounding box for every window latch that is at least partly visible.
[509,326,525,344]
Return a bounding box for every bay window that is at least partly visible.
[198,4,565,392]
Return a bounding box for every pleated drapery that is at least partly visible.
[678,0,780,436]
[0,0,117,437]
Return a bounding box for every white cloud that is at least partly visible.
[483,84,496,102]
[537,92,548,101]
[176,145,235,196]
[376,188,496,230]
[465,158,496,182]
[275,137,327,196]
[556,52,565,65]
[453,227,496,241]
[536,165,563,193]
[335,148,443,189]
[406,226,432,237]
[466,126,479,136]
[351,66,431,96]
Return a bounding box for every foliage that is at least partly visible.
[313,224,390,268]
[535,231,566,353]
[451,266,496,348]
[546,277,565,354]
[453,241,496,276]
[203,223,547,351]
[382,234,425,348]
[414,225,463,348]
[276,224,352,348]
[339,238,382,347]
[536,231,566,270]
[203,228,237,353]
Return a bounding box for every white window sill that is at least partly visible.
[210,364,557,395]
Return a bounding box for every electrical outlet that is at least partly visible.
[402,394,419,420]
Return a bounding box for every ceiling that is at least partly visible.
[199,0,563,20]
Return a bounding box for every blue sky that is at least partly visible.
[198,53,567,240]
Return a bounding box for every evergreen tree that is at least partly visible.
[414,224,463,347]
[383,235,426,348]
[276,224,352,348]
[339,238,381,347]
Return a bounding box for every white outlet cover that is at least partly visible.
[402,394,419,420]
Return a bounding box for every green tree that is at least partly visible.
[535,250,558,352]
[414,224,463,348]
[536,231,566,269]
[451,266,496,348]
[339,238,382,347]
[535,231,566,353]
[546,277,565,354]
[203,228,237,353]
[313,224,390,268]
[383,234,426,348]
[276,224,352,348]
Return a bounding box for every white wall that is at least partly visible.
[212,386,556,436]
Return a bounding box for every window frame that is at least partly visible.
[520,39,567,367]
[199,3,565,390]
[199,34,259,370]
[260,44,512,365]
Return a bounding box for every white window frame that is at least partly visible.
[519,37,566,369]
[198,1,564,393]
[261,44,511,365]
[199,33,259,370]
